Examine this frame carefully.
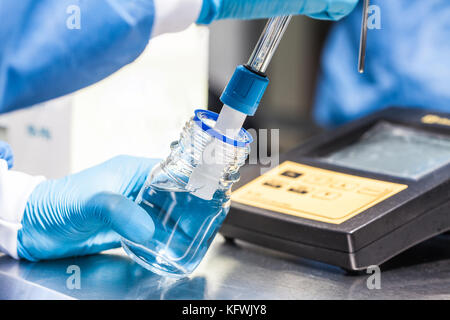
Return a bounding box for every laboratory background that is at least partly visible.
[0,16,329,178]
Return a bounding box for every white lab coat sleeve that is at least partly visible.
[151,0,204,37]
[0,160,45,259]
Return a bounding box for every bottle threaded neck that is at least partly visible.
[161,110,251,192]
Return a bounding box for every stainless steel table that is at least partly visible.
[1,234,449,300]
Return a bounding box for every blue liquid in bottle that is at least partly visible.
[121,110,252,277]
[122,186,229,277]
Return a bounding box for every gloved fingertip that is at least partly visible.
[124,208,155,244]
[306,12,333,21]
[91,193,155,245]
[328,0,360,21]
[196,0,219,24]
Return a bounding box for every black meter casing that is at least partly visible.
[221,107,450,271]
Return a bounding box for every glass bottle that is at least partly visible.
[121,110,252,277]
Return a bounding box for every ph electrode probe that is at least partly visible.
[187,16,292,200]
[188,9,369,200]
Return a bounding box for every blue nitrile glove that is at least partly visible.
[0,141,14,169]
[197,0,359,24]
[17,156,160,261]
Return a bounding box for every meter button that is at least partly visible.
[330,181,358,191]
[288,185,313,195]
[312,190,341,200]
[262,180,284,189]
[281,170,303,178]
[358,186,389,196]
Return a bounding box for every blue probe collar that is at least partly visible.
[193,109,253,147]
[220,65,269,116]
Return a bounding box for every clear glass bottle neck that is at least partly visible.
[160,116,250,192]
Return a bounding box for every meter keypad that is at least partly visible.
[288,185,314,195]
[232,161,408,224]
[262,180,284,189]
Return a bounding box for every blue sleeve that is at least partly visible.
[0,0,155,114]
[314,0,450,127]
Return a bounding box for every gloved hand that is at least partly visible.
[197,0,359,24]
[0,141,14,169]
[17,155,160,261]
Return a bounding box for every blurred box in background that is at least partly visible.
[0,26,209,179]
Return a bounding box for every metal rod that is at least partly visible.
[247,16,292,73]
[358,0,370,73]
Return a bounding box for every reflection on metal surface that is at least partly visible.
[0,271,72,300]
[0,235,449,300]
